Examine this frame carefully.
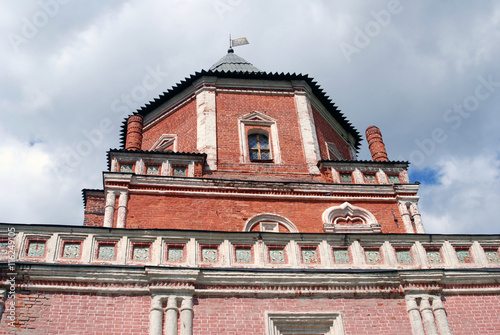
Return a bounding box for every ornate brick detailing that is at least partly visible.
[125,114,144,150]
[322,202,381,233]
[365,125,388,162]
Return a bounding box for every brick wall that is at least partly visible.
[2,291,498,334]
[83,194,105,227]
[0,292,150,335]
[215,91,306,168]
[125,193,405,233]
[193,296,411,335]
[444,294,500,334]
[140,99,197,152]
[312,107,353,160]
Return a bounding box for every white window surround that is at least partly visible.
[150,134,178,152]
[243,213,298,233]
[326,141,343,160]
[265,312,345,335]
[238,111,282,164]
[322,202,381,233]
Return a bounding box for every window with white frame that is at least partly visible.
[238,111,281,164]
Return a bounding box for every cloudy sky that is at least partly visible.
[0,1,499,234]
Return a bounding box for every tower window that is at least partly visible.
[248,133,271,161]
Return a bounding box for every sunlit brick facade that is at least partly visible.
[1,49,499,334]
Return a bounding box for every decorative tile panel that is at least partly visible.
[388,175,400,183]
[202,247,218,262]
[396,250,412,264]
[364,174,377,184]
[27,241,45,257]
[173,166,187,176]
[333,249,350,263]
[269,248,285,263]
[235,248,252,263]
[365,250,381,263]
[456,249,471,263]
[146,166,159,175]
[426,250,442,264]
[485,250,500,263]
[133,245,150,261]
[97,244,115,260]
[340,173,352,183]
[120,164,133,173]
[62,243,81,259]
[167,247,184,262]
[301,249,319,263]
[0,242,8,255]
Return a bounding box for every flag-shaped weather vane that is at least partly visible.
[229,35,249,49]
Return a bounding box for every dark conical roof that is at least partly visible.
[209,48,261,73]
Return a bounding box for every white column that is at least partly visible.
[196,86,217,171]
[413,241,430,268]
[136,159,145,174]
[149,295,164,335]
[382,241,397,267]
[165,296,179,335]
[398,201,414,233]
[420,297,438,335]
[441,241,459,266]
[103,190,116,228]
[405,296,425,335]
[293,91,321,174]
[116,191,129,229]
[180,296,194,335]
[471,241,489,266]
[377,169,388,183]
[352,168,364,184]
[351,241,366,266]
[409,202,425,233]
[0,287,6,318]
[432,297,452,335]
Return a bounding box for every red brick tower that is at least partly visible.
[83,49,421,235]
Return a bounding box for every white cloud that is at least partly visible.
[0,127,82,225]
[419,151,500,234]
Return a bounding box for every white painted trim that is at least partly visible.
[150,134,178,152]
[322,202,381,233]
[265,312,345,335]
[243,213,298,233]
[196,86,217,170]
[294,91,321,174]
[238,111,282,164]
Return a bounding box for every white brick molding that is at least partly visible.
[265,312,345,335]
[294,91,321,174]
[149,134,178,151]
[238,111,282,164]
[243,213,298,232]
[195,86,217,170]
[322,202,381,233]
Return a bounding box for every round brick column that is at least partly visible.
[125,114,143,150]
[365,125,388,162]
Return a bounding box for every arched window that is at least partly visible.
[248,132,271,161]
[243,214,298,233]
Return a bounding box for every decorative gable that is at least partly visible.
[150,134,177,152]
